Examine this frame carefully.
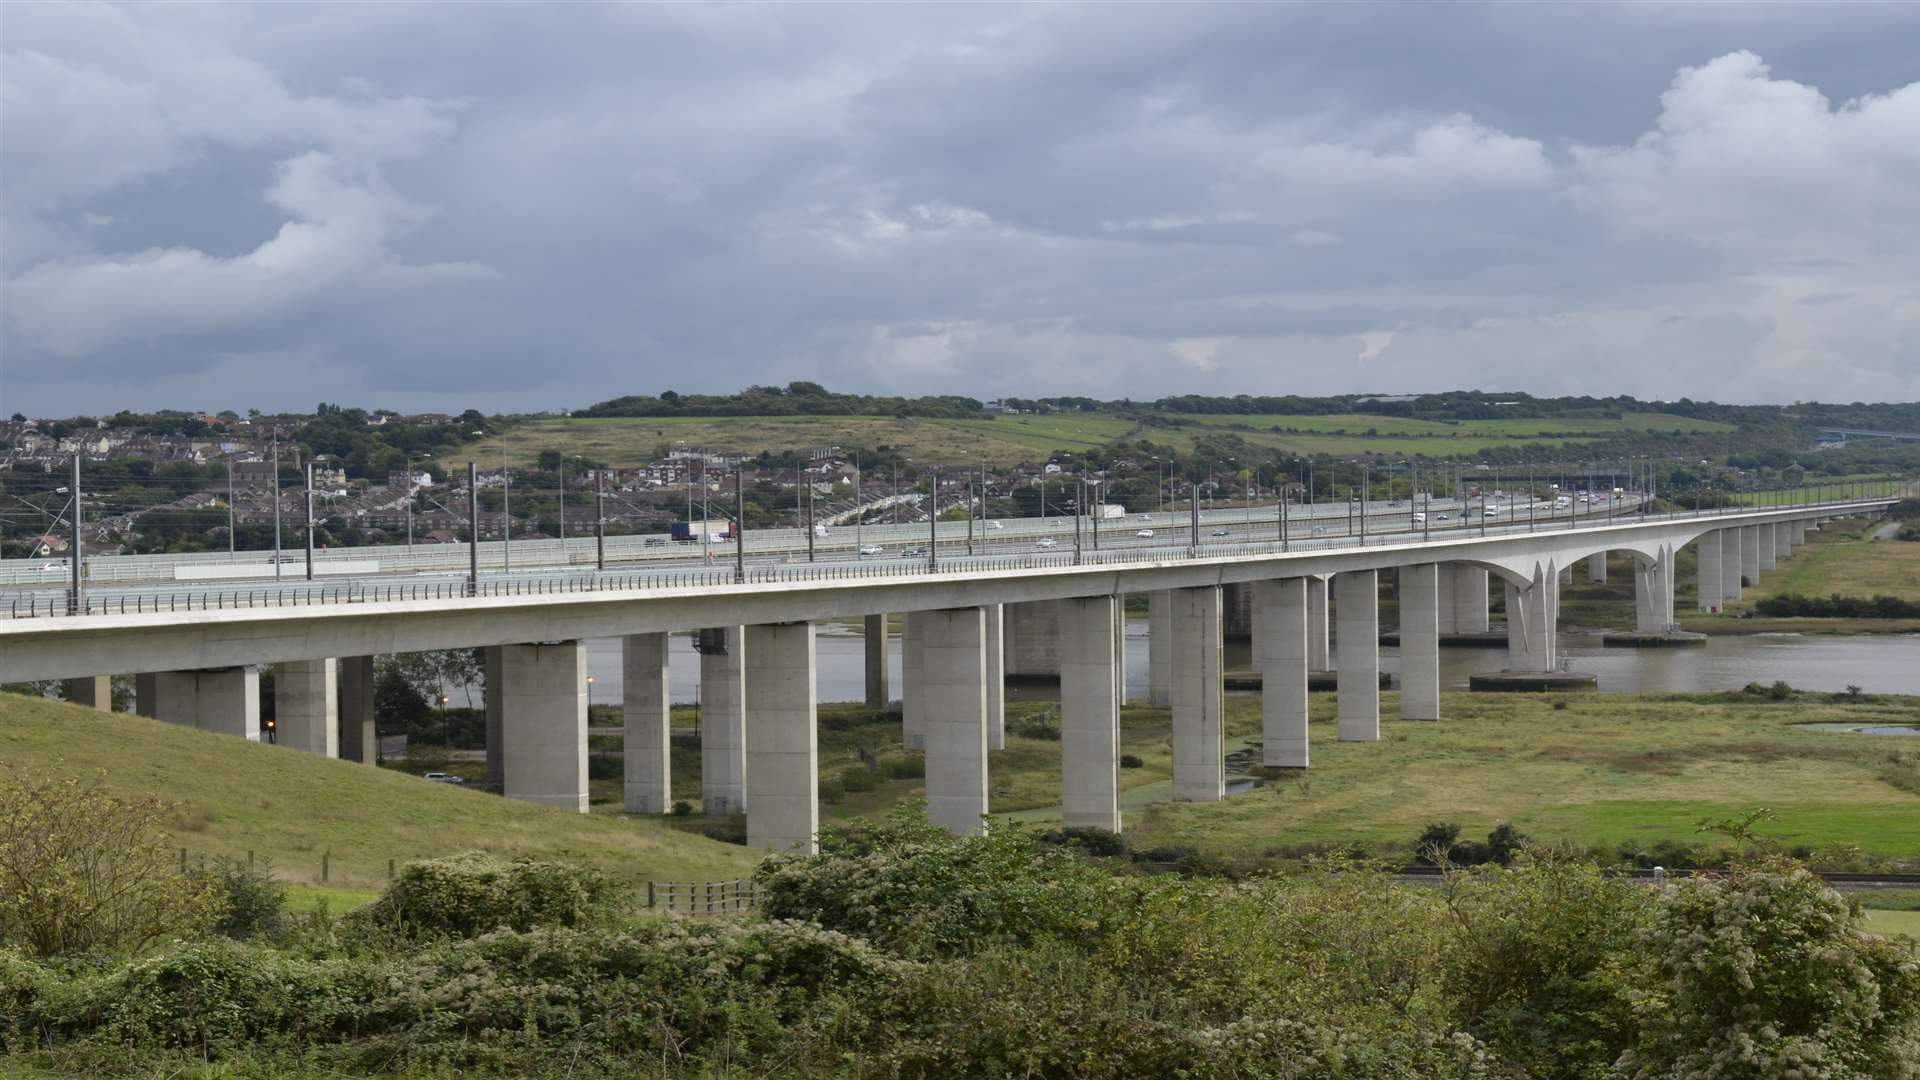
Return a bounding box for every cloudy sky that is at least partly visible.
[3,2,1918,416]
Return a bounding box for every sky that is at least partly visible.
[3,2,1918,416]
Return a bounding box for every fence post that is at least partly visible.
[248,849,255,868]
[322,850,330,883]
[648,881,656,909]
[180,847,188,873]
[388,858,396,881]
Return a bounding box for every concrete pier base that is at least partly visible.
[1170,585,1225,801]
[274,658,338,756]
[1399,564,1440,721]
[338,655,376,764]
[1256,578,1309,768]
[623,632,671,814]
[499,642,588,812]
[1335,570,1380,741]
[745,622,818,853]
[698,627,747,816]
[1470,670,1599,692]
[1602,631,1707,647]
[921,607,989,836]
[1060,596,1122,831]
[154,667,260,740]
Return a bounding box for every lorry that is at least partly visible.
[670,521,736,543]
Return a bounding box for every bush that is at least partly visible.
[1119,753,1144,768]
[1755,592,1920,619]
[356,852,611,939]
[1041,827,1129,858]
[671,800,693,816]
[1009,715,1062,741]
[882,756,926,780]
[193,856,288,940]
[1618,861,1920,1078]
[0,770,219,958]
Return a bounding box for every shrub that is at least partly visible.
[1119,753,1144,768]
[671,800,693,816]
[1009,715,1062,741]
[882,756,926,780]
[356,852,611,939]
[1618,861,1920,1078]
[1041,827,1129,859]
[193,856,287,940]
[0,770,220,958]
[1417,823,1463,864]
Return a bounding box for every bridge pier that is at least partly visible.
[274,658,337,756]
[1586,553,1607,584]
[744,621,818,853]
[339,655,376,765]
[1740,526,1761,588]
[483,647,503,785]
[1003,599,1062,679]
[901,613,925,749]
[1335,570,1380,740]
[1436,566,1458,634]
[498,642,588,812]
[1721,530,1744,602]
[863,614,889,708]
[1222,582,1254,641]
[1399,564,1440,721]
[1059,595,1121,831]
[1792,520,1808,545]
[985,603,1006,751]
[1256,577,1309,767]
[1170,585,1225,801]
[153,667,260,740]
[1305,576,1331,671]
[1697,531,1724,612]
[1451,566,1490,633]
[65,675,111,711]
[1524,566,1560,670]
[1634,545,1676,633]
[920,607,989,836]
[1774,522,1793,561]
[135,673,158,717]
[1147,590,1172,706]
[622,632,671,814]
[1758,523,1777,572]
[697,627,747,816]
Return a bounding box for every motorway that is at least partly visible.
[6,493,1651,617]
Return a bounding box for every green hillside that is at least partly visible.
[0,694,757,892]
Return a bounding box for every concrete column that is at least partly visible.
[1453,566,1490,632]
[1059,596,1121,832]
[482,646,504,786]
[1335,571,1380,741]
[338,655,376,764]
[1436,565,1459,635]
[1586,552,1607,584]
[863,614,889,708]
[1221,582,1254,640]
[745,622,818,853]
[698,627,747,816]
[1002,599,1062,678]
[499,641,588,812]
[1256,578,1309,768]
[921,607,989,836]
[1758,523,1777,572]
[66,675,111,711]
[1400,564,1440,721]
[622,632,671,814]
[274,658,337,756]
[902,612,925,750]
[1505,580,1528,657]
[1722,529,1743,601]
[1792,520,1807,545]
[985,603,1005,751]
[1774,522,1793,560]
[1305,576,1331,671]
[1147,590,1172,706]
[1170,586,1225,801]
[1740,525,1761,587]
[1523,564,1560,670]
[153,667,260,740]
[1697,530,1724,612]
[135,673,158,717]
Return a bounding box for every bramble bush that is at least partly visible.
[353,851,612,939]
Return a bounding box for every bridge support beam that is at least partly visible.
[863,614,889,708]
[1587,553,1608,584]
[1399,565,1440,721]
[1436,566,1458,635]
[1060,596,1121,832]
[622,632,671,814]
[1524,567,1560,670]
[339,656,376,764]
[154,667,260,740]
[1002,599,1061,679]
[1306,576,1331,671]
[921,607,989,836]
[1697,531,1724,612]
[1721,530,1743,602]
[745,622,818,853]
[1256,578,1309,767]
[1335,571,1380,740]
[1452,566,1490,633]
[1740,526,1761,588]
[985,603,1006,751]
[499,642,588,812]
[1758,524,1777,572]
[1634,545,1676,633]
[66,675,111,711]
[1505,580,1528,655]
[698,627,747,816]
[274,658,337,757]
[902,613,925,750]
[1147,590,1172,705]
[1170,585,1225,801]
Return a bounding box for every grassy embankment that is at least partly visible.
[0,693,757,908]
[1156,410,1735,457]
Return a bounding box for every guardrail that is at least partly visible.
[3,496,1891,620]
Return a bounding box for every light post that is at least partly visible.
[927,467,939,571]
[438,693,451,752]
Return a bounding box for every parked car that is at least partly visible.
[423,772,464,785]
[1036,538,1058,548]
[1136,529,1155,538]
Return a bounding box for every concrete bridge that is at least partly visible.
[2,497,1895,855]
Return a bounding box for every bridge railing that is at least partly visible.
[3,496,1894,620]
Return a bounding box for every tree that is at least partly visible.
[0,770,219,958]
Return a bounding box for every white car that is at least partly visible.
[986,521,1002,530]
[1036,538,1059,548]
[1136,529,1154,538]
[423,772,464,785]
[858,544,884,556]
[1138,514,1152,522]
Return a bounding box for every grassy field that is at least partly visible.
[1728,477,1910,506]
[0,694,758,890]
[1724,516,1920,608]
[1177,411,1734,437]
